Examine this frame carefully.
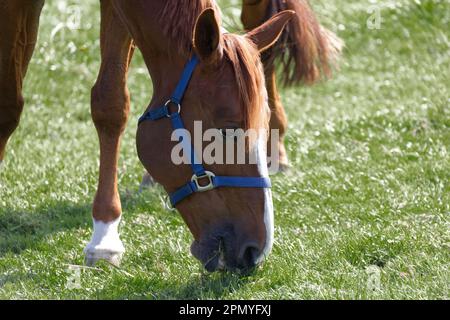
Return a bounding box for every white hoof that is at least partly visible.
[84,217,125,267]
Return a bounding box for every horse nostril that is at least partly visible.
[238,243,260,270]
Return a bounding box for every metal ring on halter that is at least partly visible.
[191,171,215,192]
[165,99,181,118]
[164,195,177,211]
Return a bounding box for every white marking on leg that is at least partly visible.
[84,217,125,266]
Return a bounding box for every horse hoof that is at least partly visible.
[84,250,123,268]
[139,172,155,192]
[84,217,124,267]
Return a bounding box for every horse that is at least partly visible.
[0,0,341,272]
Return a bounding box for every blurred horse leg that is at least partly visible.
[242,0,289,172]
[0,0,44,163]
[265,64,289,172]
[242,0,343,172]
[84,0,135,267]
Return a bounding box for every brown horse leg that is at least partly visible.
[0,0,44,163]
[266,65,289,172]
[241,0,290,172]
[84,1,135,267]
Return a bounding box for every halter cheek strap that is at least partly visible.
[138,55,271,208]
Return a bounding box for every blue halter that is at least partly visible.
[138,55,271,207]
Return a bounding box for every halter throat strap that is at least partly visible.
[138,55,271,207]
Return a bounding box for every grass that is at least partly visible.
[0,0,449,299]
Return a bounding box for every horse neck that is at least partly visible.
[134,2,203,106]
[143,49,191,107]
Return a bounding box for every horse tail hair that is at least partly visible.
[244,0,344,86]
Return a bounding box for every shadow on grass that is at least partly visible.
[153,271,257,300]
[0,202,91,256]
[97,270,253,300]
[0,192,149,257]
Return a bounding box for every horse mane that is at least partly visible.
[160,0,220,55]
[263,0,343,86]
[159,0,269,133]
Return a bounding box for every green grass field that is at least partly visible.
[0,0,449,299]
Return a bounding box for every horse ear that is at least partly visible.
[246,10,295,52]
[193,8,222,62]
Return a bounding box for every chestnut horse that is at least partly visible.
[0,0,340,272]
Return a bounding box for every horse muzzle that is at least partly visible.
[190,225,264,273]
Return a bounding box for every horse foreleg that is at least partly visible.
[84,1,135,267]
[241,0,290,172]
[0,0,44,163]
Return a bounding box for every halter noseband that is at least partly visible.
[138,55,272,208]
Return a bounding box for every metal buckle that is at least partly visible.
[164,195,177,212]
[191,171,215,192]
[165,100,181,118]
